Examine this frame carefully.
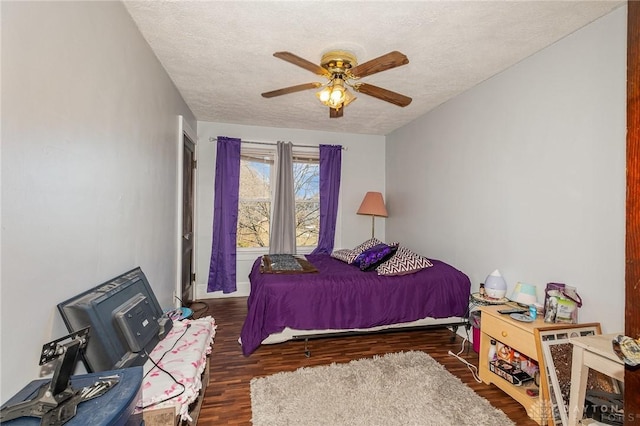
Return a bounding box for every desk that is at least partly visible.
[568,333,624,425]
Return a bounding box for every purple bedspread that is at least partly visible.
[239,254,471,356]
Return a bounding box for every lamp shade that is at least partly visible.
[357,192,388,217]
[484,269,507,299]
[510,282,538,306]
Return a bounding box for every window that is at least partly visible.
[293,156,320,247]
[237,146,319,249]
[237,150,271,248]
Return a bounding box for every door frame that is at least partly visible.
[626,2,639,419]
[176,115,197,308]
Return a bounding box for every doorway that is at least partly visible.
[181,134,196,305]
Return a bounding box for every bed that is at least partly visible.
[239,249,471,356]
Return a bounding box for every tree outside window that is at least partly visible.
[237,154,271,248]
[237,148,319,249]
[293,161,319,247]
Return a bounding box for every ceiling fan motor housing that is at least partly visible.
[321,50,358,76]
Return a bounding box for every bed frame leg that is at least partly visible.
[304,338,311,358]
[464,321,472,354]
[449,325,459,343]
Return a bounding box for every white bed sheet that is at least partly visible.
[261,315,466,345]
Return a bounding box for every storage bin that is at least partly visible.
[470,310,481,352]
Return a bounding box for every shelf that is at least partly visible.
[487,370,539,410]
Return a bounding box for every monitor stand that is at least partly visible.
[0,327,117,425]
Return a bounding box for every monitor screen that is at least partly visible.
[57,267,172,372]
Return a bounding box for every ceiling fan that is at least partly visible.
[261,50,412,118]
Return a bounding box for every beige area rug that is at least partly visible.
[250,351,515,426]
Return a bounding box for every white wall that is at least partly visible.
[195,122,386,298]
[386,7,627,334]
[1,1,196,398]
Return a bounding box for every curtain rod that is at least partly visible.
[208,137,346,150]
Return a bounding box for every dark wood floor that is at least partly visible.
[191,297,538,425]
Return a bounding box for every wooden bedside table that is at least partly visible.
[478,305,549,425]
[479,305,602,425]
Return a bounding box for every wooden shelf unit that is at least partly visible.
[478,305,548,425]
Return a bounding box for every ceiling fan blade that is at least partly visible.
[350,51,409,79]
[329,107,343,118]
[261,82,322,98]
[355,83,412,107]
[273,52,331,77]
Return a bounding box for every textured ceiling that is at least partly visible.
[123,1,624,136]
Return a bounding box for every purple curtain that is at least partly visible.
[207,136,241,293]
[311,144,342,255]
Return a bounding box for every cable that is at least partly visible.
[173,295,210,319]
[448,337,482,383]
[141,324,191,380]
[189,302,209,318]
[136,324,191,409]
[137,349,186,410]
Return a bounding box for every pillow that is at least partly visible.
[354,243,398,271]
[352,238,383,256]
[376,246,433,276]
[330,248,359,264]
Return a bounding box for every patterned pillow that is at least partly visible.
[352,238,384,256]
[330,248,359,264]
[354,243,398,271]
[376,246,433,276]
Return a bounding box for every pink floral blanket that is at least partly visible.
[138,316,216,421]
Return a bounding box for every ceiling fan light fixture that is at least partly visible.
[343,89,356,107]
[317,87,332,103]
[316,78,347,108]
[329,84,345,106]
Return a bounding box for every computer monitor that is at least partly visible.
[57,267,172,372]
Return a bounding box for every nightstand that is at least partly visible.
[478,305,548,424]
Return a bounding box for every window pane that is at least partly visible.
[293,163,319,201]
[237,158,271,248]
[237,201,271,248]
[296,200,319,246]
[239,158,270,199]
[294,162,319,247]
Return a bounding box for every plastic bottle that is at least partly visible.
[513,351,521,369]
[479,283,486,298]
[488,339,497,362]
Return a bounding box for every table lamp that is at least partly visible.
[357,192,388,238]
[510,282,538,306]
